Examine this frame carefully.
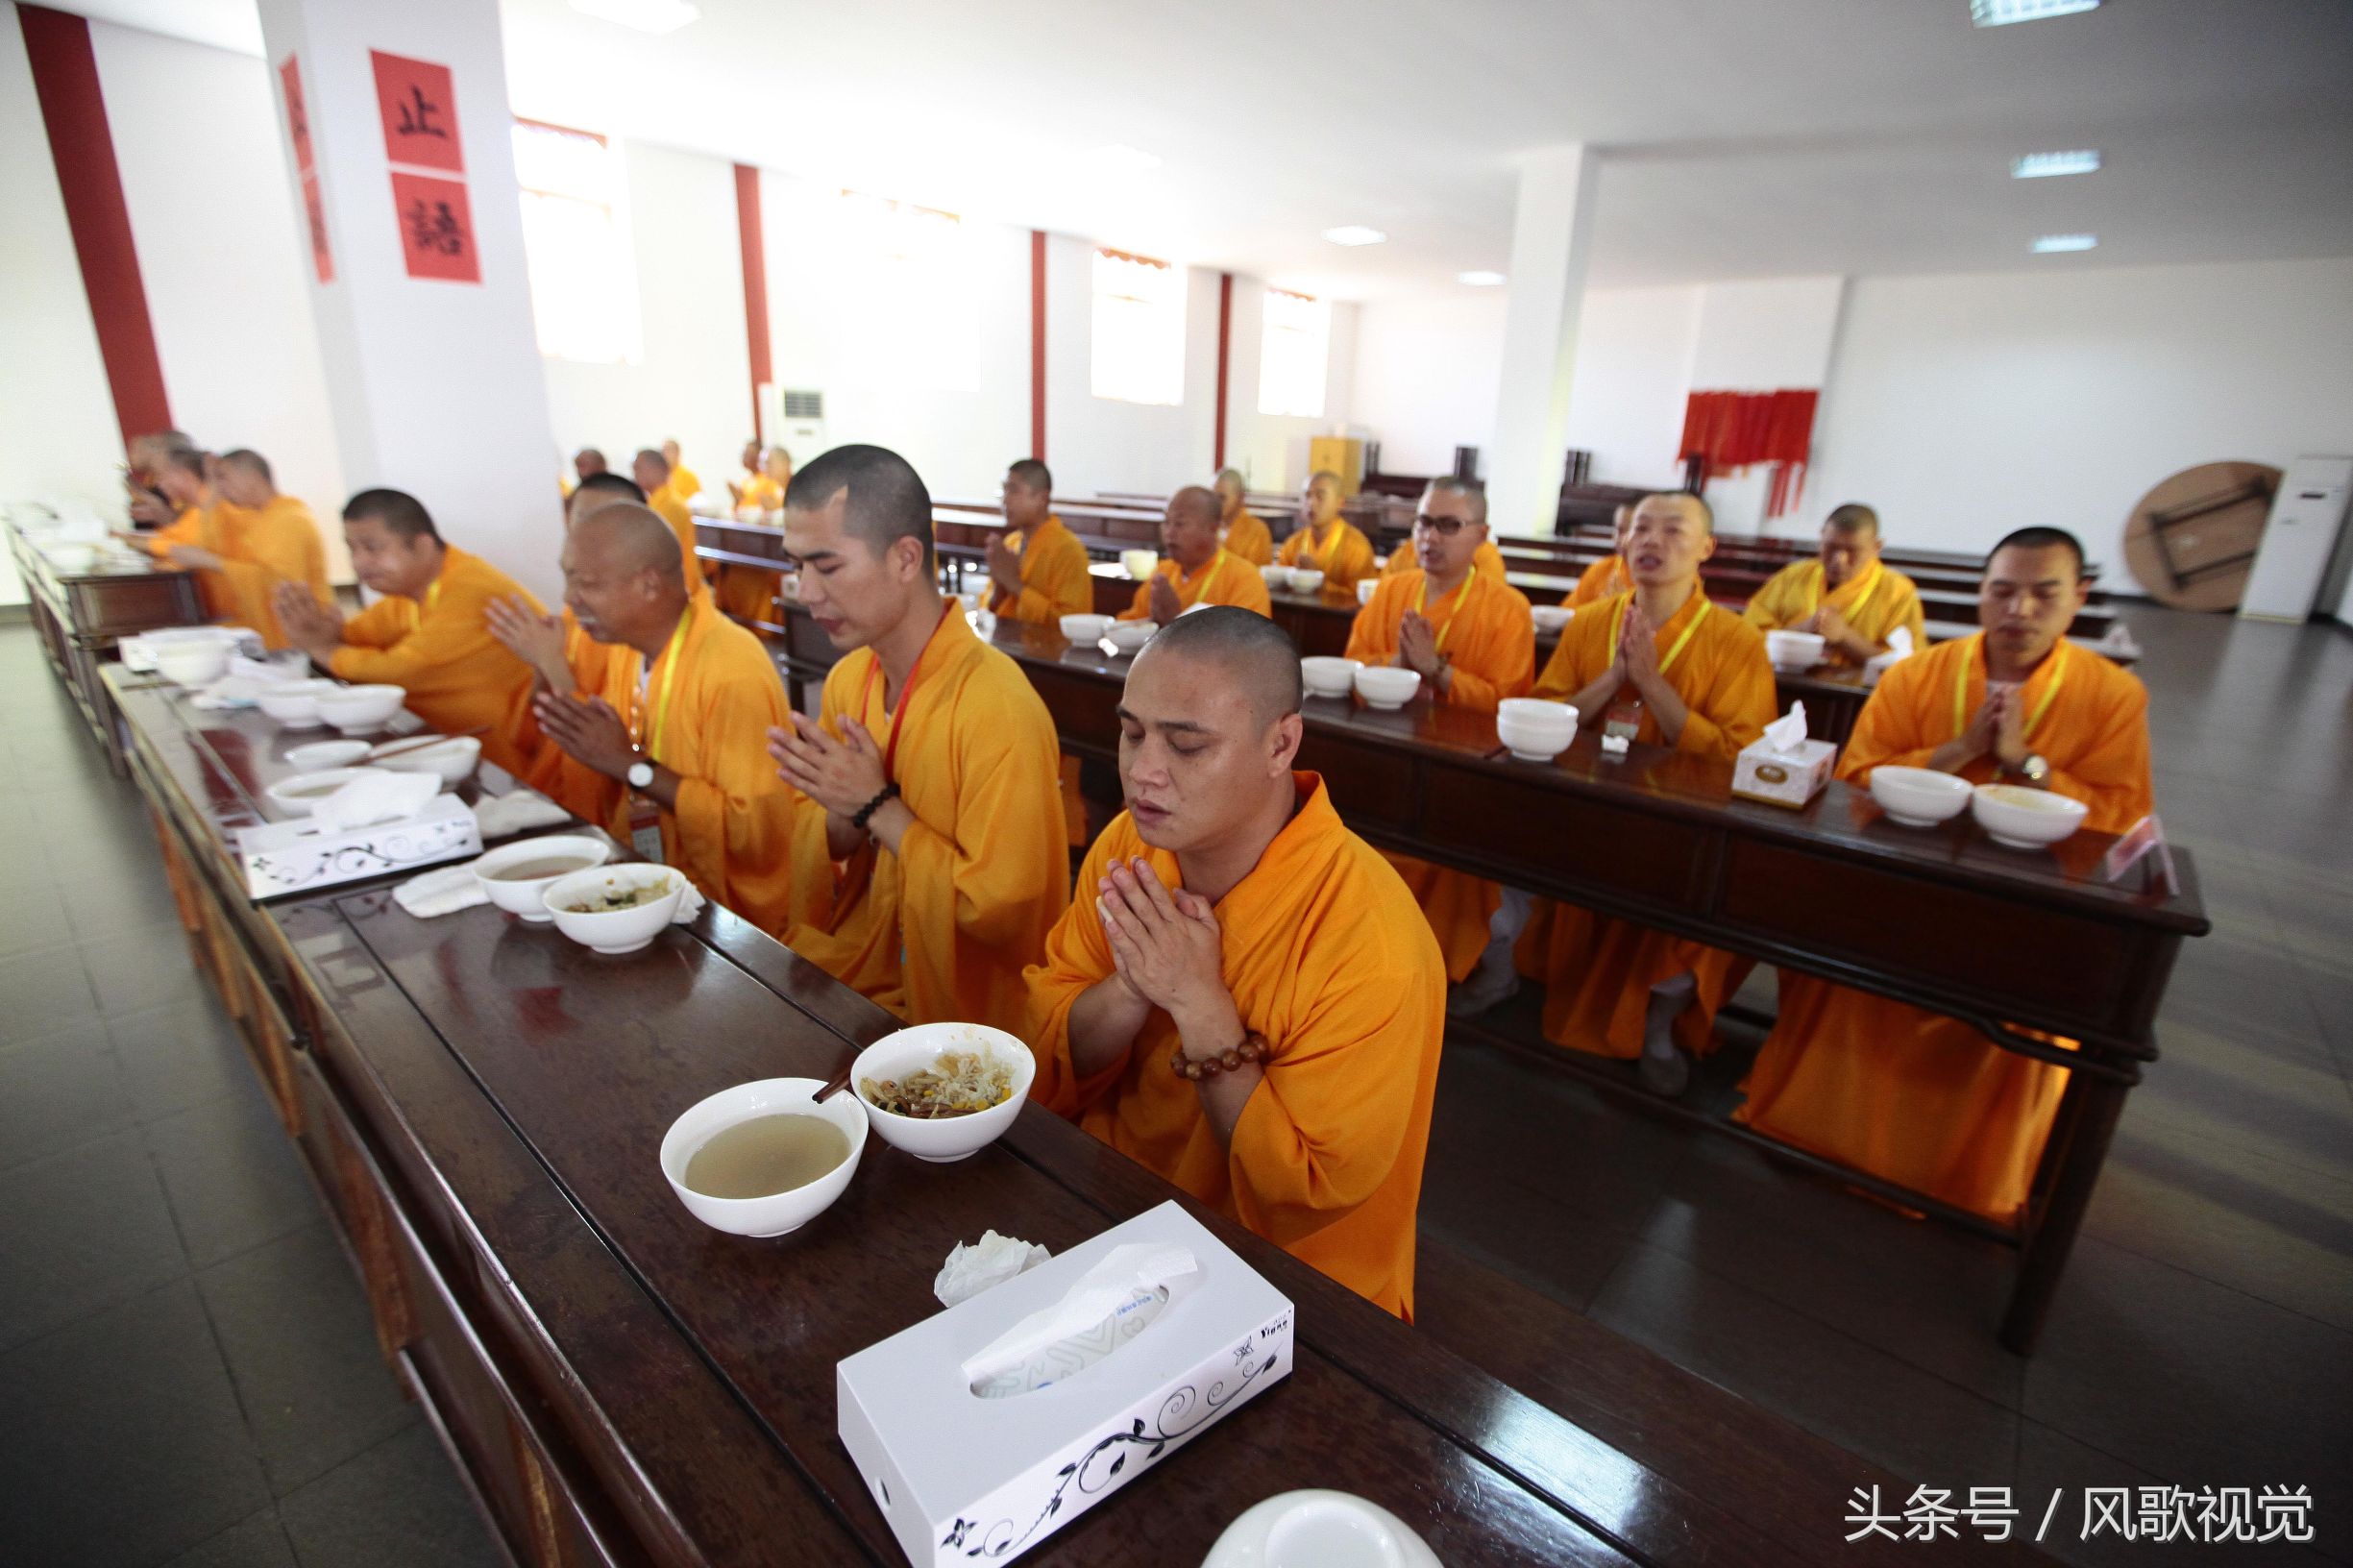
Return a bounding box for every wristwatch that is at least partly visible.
[2010,751,2049,786]
[625,749,654,790]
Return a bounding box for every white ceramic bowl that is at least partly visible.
[1869,765,1974,827]
[544,863,688,954]
[472,835,614,922]
[284,738,371,770]
[1102,618,1156,655]
[265,767,381,818]
[1971,783,2089,849]
[1766,629,1826,671]
[1259,563,1288,589]
[1287,568,1326,595]
[42,543,97,575]
[257,678,337,727]
[313,684,405,734]
[376,734,481,787]
[850,1022,1034,1164]
[157,642,230,688]
[1356,577,1379,605]
[1300,655,1361,698]
[1496,698,1577,762]
[1058,613,1113,646]
[1121,549,1160,580]
[1532,604,1575,635]
[658,1077,869,1237]
[1353,665,1421,709]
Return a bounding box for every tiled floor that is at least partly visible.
[0,625,501,1568]
[3,608,2347,1567]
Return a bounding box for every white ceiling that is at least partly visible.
[65,0,2353,299]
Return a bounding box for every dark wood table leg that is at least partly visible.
[1999,1066,2131,1355]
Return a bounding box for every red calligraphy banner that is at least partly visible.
[277,55,331,283]
[301,173,334,283]
[279,55,313,171]
[389,171,479,283]
[370,50,463,174]
[1679,389,1820,519]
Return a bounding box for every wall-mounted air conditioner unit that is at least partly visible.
[764,385,827,460]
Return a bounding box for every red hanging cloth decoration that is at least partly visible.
[1679,388,1818,519]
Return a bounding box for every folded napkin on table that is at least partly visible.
[671,879,707,925]
[314,770,440,832]
[471,789,571,838]
[393,862,488,919]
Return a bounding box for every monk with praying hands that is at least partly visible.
[487,502,797,931]
[1741,502,1926,665]
[1025,608,1447,1319]
[1118,486,1272,624]
[1735,527,2151,1225]
[1563,503,1633,608]
[1518,491,1776,1094]
[769,445,1067,1034]
[984,458,1091,625]
[131,447,330,651]
[1212,468,1273,566]
[272,489,542,775]
[1274,470,1375,589]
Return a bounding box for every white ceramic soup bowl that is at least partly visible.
[1531,604,1574,635]
[850,1021,1034,1164]
[659,1077,870,1237]
[1971,784,2089,849]
[1766,629,1826,671]
[1287,568,1326,595]
[472,834,614,922]
[1299,656,1361,698]
[1102,618,1156,655]
[257,678,337,727]
[543,863,688,954]
[1353,665,1421,710]
[265,768,383,818]
[313,683,405,734]
[1059,613,1113,646]
[1121,549,1160,580]
[1869,766,1974,827]
[1496,698,1577,762]
[1259,563,1288,590]
[376,734,481,788]
[156,642,230,688]
[284,738,371,770]
[1356,577,1379,606]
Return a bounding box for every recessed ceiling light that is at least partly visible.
[1086,144,1163,175]
[1457,271,1507,286]
[1322,226,1387,247]
[1971,0,2097,25]
[569,0,700,36]
[2013,150,2101,179]
[2032,233,2097,253]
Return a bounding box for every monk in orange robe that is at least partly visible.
[659,439,702,504]
[1274,471,1375,589]
[1562,503,1632,608]
[1118,487,1273,623]
[986,458,1092,625]
[122,429,198,528]
[1213,468,1273,566]
[770,445,1068,1034]
[1736,527,2149,1224]
[271,489,542,776]
[1026,607,1446,1318]
[716,445,793,625]
[1518,492,1776,1093]
[633,447,706,591]
[1346,478,1535,987]
[130,447,331,650]
[488,502,798,931]
[1741,502,1926,666]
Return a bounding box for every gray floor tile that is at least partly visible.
[110,996,257,1124]
[159,1507,302,1568]
[278,1425,505,1568]
[0,942,102,1037]
[0,1017,135,1172]
[2130,1017,2353,1188]
[146,1090,322,1271]
[0,875,76,957]
[82,919,209,1017]
[0,1280,271,1568]
[0,1127,188,1352]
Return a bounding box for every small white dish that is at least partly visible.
[1287,568,1326,595]
[156,643,230,688]
[1531,603,1574,634]
[472,834,614,922]
[1352,665,1420,710]
[375,734,481,787]
[1869,765,1973,827]
[1059,613,1113,646]
[1204,1488,1442,1568]
[659,1077,869,1237]
[266,768,383,819]
[1102,619,1156,656]
[257,679,338,727]
[1300,656,1361,699]
[849,1021,1034,1164]
[313,683,405,734]
[284,739,371,770]
[1971,783,2089,849]
[543,863,688,954]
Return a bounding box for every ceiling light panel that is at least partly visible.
[2032,233,2097,253]
[1322,226,1387,247]
[1457,271,1507,286]
[2013,150,2101,179]
[1971,0,2098,26]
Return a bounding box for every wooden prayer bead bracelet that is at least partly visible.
[1170,1032,1270,1081]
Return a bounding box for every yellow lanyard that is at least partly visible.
[634,607,693,761]
[1810,558,1881,621]
[404,576,445,634]
[1410,570,1481,655]
[1300,524,1337,568]
[1172,550,1230,609]
[1953,634,2067,742]
[1610,592,1708,676]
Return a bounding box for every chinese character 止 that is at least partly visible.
[1966,1485,2018,1542]
[1902,1485,1960,1542]
[2081,1486,2134,1540]
[394,84,447,141]
[1843,1485,1900,1543]
[2257,1486,2314,1543]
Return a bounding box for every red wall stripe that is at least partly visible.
[1029,229,1046,462]
[18,4,172,449]
[733,163,771,447]
[1213,272,1233,471]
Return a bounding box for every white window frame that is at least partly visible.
[512,119,643,365]
[1090,247,1186,407]
[1257,287,1329,419]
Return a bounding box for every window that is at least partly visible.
[512,120,642,364]
[1090,248,1186,406]
[825,191,979,392]
[1257,288,1329,418]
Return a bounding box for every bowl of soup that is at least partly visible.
[1971,783,2089,849]
[471,834,614,922]
[544,863,689,954]
[660,1076,870,1237]
[850,1022,1034,1164]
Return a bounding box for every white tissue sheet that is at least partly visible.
[394,862,489,919]
[470,789,572,838]
[935,1231,1051,1310]
[314,770,439,833]
[962,1243,1196,1399]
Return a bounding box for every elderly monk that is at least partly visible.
[632,448,705,588]
[1275,471,1375,589]
[1213,468,1273,567]
[1027,608,1447,1318]
[986,457,1091,625]
[769,445,1067,1032]
[716,446,795,625]
[1741,502,1926,666]
[1564,504,1633,608]
[1735,527,2147,1223]
[1119,486,1273,624]
[175,450,332,650]
[124,429,199,527]
[659,439,701,502]
[498,475,645,818]
[1518,492,1776,1093]
[272,489,542,774]
[489,503,798,930]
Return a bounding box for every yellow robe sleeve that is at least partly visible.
[1564,555,1623,609]
[896,675,1069,954]
[1742,562,1811,630]
[1001,521,1093,625]
[1672,611,1777,760]
[1222,512,1273,567]
[335,595,415,651]
[665,620,800,932]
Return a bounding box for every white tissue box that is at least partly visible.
[233,792,481,899]
[838,1201,1293,1568]
[1732,735,1838,809]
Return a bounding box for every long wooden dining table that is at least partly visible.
[96,665,2049,1568]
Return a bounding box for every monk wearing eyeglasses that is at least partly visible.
[1119,486,1272,624]
[1741,502,1925,666]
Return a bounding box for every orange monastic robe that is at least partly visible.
[1519,589,1776,1056]
[327,547,541,776]
[1734,635,2153,1224]
[1381,539,1506,583]
[1116,549,1272,620]
[668,463,704,502]
[714,517,784,626]
[990,516,1093,625]
[1741,558,1927,666]
[1276,519,1376,589]
[737,474,784,512]
[1563,554,1627,609]
[1347,569,1535,981]
[1026,775,1446,1318]
[154,494,331,649]
[648,483,706,588]
[784,604,1068,1033]
[1222,510,1274,566]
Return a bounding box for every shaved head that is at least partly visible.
[563,502,690,649]
[568,470,647,529]
[215,449,277,508]
[1117,605,1305,861]
[575,502,684,584]
[1137,604,1301,724]
[788,443,935,572]
[1169,485,1219,528]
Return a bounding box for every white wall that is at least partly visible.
[0,3,135,605]
[542,139,749,501]
[90,19,350,579]
[1562,285,1700,495]
[1221,282,1358,496]
[1348,290,1507,478]
[1807,257,2353,590]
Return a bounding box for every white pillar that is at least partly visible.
[255,0,560,599]
[1486,145,1599,539]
